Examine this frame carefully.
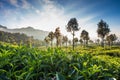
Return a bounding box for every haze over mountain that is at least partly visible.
[0,25,49,40]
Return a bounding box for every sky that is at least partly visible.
[0,0,120,40]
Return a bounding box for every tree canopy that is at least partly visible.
[97,19,110,46]
[66,18,80,50]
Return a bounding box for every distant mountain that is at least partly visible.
[0,25,7,29]
[0,25,49,40]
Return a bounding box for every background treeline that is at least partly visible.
[0,30,45,47]
[44,19,120,50]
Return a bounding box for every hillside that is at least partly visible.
[0,25,49,40]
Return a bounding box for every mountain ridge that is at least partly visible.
[0,25,49,40]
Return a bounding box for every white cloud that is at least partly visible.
[16,0,68,31]
[35,9,41,14]
[3,0,100,40]
[9,0,31,9]
[9,0,19,7]
[21,0,31,9]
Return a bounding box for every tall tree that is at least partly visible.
[79,39,83,46]
[68,40,72,46]
[73,37,78,46]
[80,30,89,46]
[54,27,62,47]
[97,19,110,47]
[106,34,117,46]
[96,39,100,46]
[48,31,54,47]
[66,18,80,50]
[62,36,68,47]
[44,36,50,47]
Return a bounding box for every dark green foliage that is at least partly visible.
[54,27,62,47]
[97,20,110,46]
[62,36,68,47]
[80,30,90,46]
[106,34,117,46]
[0,31,44,47]
[0,42,120,80]
[66,18,80,50]
[48,31,55,47]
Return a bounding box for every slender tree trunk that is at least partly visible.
[73,31,75,50]
[51,40,53,48]
[84,40,85,47]
[101,38,104,47]
[111,41,113,46]
[81,42,82,47]
[110,42,112,49]
[56,39,58,47]
[76,42,77,47]
[65,42,67,51]
[98,41,100,46]
[86,40,88,46]
[66,42,67,48]
[108,41,110,47]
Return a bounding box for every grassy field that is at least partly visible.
[0,42,120,80]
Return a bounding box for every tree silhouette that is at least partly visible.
[48,31,54,47]
[79,39,83,46]
[106,34,117,47]
[44,36,50,47]
[66,18,80,50]
[89,40,93,44]
[97,19,110,47]
[68,40,72,46]
[54,27,62,47]
[73,37,78,46]
[96,39,100,46]
[62,36,68,47]
[80,30,89,47]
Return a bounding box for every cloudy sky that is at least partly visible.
[0,0,120,40]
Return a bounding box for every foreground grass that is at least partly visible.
[0,42,120,80]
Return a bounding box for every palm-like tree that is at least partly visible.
[66,18,80,50]
[97,19,110,47]
[48,31,54,47]
[54,27,62,47]
[80,30,89,46]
